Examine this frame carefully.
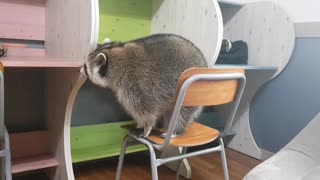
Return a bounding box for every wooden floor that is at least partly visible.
[12,148,260,180]
[73,148,261,180]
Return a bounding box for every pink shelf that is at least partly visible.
[12,154,58,174]
[1,56,83,67]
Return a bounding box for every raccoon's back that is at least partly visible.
[130,34,207,81]
[133,34,207,67]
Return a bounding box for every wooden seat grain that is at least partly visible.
[0,61,3,72]
[147,122,219,147]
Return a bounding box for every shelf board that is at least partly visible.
[214,64,278,70]
[218,0,243,8]
[12,154,58,174]
[1,56,83,67]
[72,143,146,163]
[71,121,147,163]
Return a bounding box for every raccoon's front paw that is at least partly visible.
[139,126,152,138]
[136,123,143,129]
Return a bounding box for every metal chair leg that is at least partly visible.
[4,129,11,180]
[175,147,187,180]
[219,138,229,180]
[115,136,130,180]
[1,155,4,180]
[5,149,11,180]
[148,144,159,180]
[4,129,12,180]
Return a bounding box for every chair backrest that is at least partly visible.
[156,68,246,151]
[175,68,245,107]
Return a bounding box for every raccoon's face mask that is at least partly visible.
[81,52,109,87]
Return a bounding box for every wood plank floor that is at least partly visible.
[73,148,261,180]
[12,148,261,180]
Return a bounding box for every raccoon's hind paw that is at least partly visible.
[160,132,177,139]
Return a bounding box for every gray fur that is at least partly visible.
[82,34,207,137]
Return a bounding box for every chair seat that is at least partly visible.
[122,122,220,147]
[147,122,220,147]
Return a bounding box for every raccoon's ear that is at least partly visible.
[95,53,108,77]
[95,53,107,65]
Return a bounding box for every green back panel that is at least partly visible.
[71,121,146,163]
[98,0,152,43]
[70,1,152,163]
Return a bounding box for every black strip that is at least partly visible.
[83,64,89,76]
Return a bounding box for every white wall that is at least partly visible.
[236,0,320,23]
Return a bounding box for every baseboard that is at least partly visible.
[260,148,274,161]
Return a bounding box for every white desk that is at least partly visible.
[214,65,278,159]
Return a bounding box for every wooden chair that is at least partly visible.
[115,68,246,180]
[0,61,12,180]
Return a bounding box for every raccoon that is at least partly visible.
[81,34,207,138]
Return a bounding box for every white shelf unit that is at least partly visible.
[214,1,295,159]
[0,0,97,179]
